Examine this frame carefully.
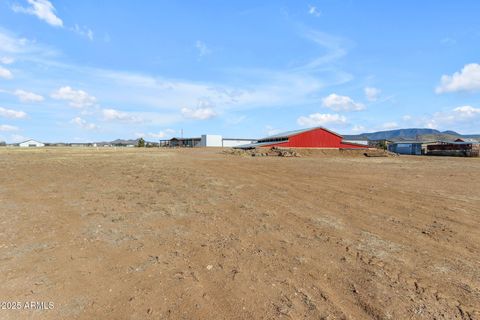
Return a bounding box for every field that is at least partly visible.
[0,147,479,319]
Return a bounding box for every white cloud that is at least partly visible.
[195,40,211,57]
[181,107,216,120]
[72,24,94,41]
[381,122,399,130]
[0,124,19,132]
[425,106,480,130]
[14,89,44,102]
[12,0,63,27]
[0,57,14,64]
[71,117,97,130]
[436,63,480,93]
[134,129,176,139]
[0,29,58,58]
[297,113,347,126]
[364,87,381,102]
[51,86,96,108]
[0,106,27,119]
[308,5,321,17]
[402,115,412,121]
[453,105,480,117]
[102,108,143,123]
[322,93,365,111]
[0,31,28,54]
[0,66,13,79]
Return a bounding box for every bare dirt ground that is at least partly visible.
[0,147,479,319]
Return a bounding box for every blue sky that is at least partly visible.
[1,0,480,142]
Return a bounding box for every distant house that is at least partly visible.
[388,142,423,155]
[69,143,93,147]
[167,137,201,147]
[18,139,45,147]
[46,143,67,147]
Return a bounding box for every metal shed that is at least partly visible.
[427,141,480,157]
[387,141,437,155]
[18,139,45,147]
[388,142,422,155]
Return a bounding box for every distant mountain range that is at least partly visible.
[343,128,480,141]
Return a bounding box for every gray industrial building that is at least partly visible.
[387,141,437,155]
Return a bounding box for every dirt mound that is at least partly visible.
[363,150,399,157]
[224,147,401,158]
[223,147,300,157]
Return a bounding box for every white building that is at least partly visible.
[199,135,257,147]
[18,139,45,147]
[199,135,223,147]
[160,135,257,148]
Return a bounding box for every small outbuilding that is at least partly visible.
[167,137,202,147]
[388,142,423,155]
[387,141,437,155]
[18,139,45,147]
[427,141,480,157]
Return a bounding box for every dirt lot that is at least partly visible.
[0,147,479,319]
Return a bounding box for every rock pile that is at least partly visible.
[363,150,399,157]
[223,147,300,157]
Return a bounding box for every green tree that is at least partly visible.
[137,138,145,147]
[378,140,387,150]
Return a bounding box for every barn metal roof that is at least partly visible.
[440,141,480,145]
[222,138,257,141]
[233,141,278,149]
[18,139,43,144]
[389,140,437,144]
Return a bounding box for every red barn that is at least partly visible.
[235,127,367,149]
